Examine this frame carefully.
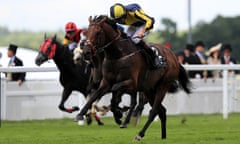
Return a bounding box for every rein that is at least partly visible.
[119,49,142,61]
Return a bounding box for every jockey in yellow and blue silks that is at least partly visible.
[110,3,163,69]
[110,3,154,44]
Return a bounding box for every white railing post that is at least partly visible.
[222,70,228,119]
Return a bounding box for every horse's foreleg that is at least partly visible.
[76,80,109,122]
[58,88,78,113]
[111,91,124,125]
[120,92,137,128]
[111,80,136,127]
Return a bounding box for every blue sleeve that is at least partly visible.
[116,24,124,32]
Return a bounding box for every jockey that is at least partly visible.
[63,22,86,51]
[110,3,163,69]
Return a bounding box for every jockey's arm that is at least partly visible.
[134,10,154,31]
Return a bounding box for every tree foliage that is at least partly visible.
[0,27,64,50]
[146,15,240,62]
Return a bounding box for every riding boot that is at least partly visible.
[137,41,163,69]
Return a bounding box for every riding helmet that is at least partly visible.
[65,22,77,32]
[110,3,126,20]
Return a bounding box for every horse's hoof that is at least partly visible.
[115,119,122,125]
[98,121,104,126]
[120,124,127,128]
[72,106,80,111]
[86,115,92,125]
[78,120,84,126]
[134,135,142,141]
[66,109,73,113]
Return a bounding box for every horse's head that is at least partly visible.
[35,34,57,66]
[83,15,121,60]
[73,47,84,64]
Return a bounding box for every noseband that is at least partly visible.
[85,22,121,55]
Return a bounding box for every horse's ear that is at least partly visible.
[99,16,107,24]
[44,33,47,40]
[53,34,57,42]
[88,16,93,24]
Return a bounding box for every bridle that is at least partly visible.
[85,22,121,55]
[40,38,56,59]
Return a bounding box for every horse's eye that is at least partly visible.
[96,31,101,36]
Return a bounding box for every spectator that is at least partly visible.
[183,44,202,78]
[220,44,236,64]
[194,41,207,79]
[195,41,207,64]
[206,43,222,81]
[176,51,185,64]
[6,44,26,86]
[220,44,237,75]
[184,44,201,65]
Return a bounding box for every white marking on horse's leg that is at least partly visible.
[78,120,84,126]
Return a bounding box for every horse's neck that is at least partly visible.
[53,45,75,74]
[92,52,104,68]
[91,52,104,82]
[105,37,136,60]
[103,23,137,60]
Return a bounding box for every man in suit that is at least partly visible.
[194,41,208,79]
[220,44,236,65]
[6,44,26,86]
[183,44,202,78]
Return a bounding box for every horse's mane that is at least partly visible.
[93,15,128,38]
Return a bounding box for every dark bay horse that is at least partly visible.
[35,35,104,125]
[78,15,192,141]
[74,39,138,128]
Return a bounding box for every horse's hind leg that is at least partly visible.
[91,101,104,125]
[135,87,168,141]
[120,92,137,128]
[158,104,167,139]
[134,91,157,141]
[135,104,159,141]
[133,92,148,127]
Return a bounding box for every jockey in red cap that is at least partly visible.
[63,22,86,51]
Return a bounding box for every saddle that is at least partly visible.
[137,41,167,69]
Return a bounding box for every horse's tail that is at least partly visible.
[178,64,192,94]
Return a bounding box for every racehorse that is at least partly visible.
[73,47,148,128]
[74,42,138,128]
[78,15,192,141]
[35,34,104,125]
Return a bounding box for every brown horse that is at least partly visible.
[79,15,191,141]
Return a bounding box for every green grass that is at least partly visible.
[0,114,240,144]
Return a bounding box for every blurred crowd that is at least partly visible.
[176,41,237,81]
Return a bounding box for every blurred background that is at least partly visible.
[1,0,240,63]
[0,0,240,121]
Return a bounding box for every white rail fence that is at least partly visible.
[0,65,240,121]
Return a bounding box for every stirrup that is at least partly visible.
[155,56,167,68]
